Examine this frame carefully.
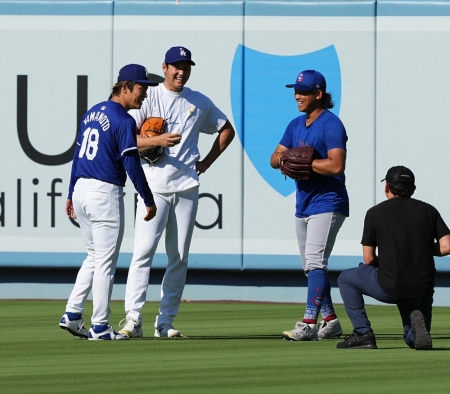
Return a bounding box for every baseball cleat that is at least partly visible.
[317,318,343,339]
[88,324,129,340]
[118,317,143,338]
[59,313,89,339]
[410,310,432,350]
[336,329,377,349]
[154,323,182,338]
[282,321,318,341]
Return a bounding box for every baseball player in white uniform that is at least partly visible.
[59,64,158,340]
[118,46,235,338]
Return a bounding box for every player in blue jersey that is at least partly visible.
[59,64,158,340]
[270,70,349,341]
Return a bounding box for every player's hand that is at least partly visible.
[159,132,181,148]
[195,160,210,176]
[65,199,77,219]
[144,204,157,221]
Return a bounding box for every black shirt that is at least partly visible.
[361,197,450,298]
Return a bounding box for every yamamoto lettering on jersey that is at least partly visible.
[82,109,111,132]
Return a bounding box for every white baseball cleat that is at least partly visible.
[154,323,183,338]
[282,321,318,341]
[88,324,129,340]
[118,318,143,338]
[59,313,89,339]
[317,318,343,339]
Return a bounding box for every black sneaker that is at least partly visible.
[336,330,377,349]
[410,310,432,350]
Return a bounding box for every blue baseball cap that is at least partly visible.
[164,46,196,65]
[117,64,159,85]
[286,70,326,91]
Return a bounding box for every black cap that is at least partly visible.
[381,166,415,188]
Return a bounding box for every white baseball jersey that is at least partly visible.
[129,83,227,193]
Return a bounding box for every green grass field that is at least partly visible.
[1,300,449,393]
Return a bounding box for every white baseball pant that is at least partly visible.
[125,186,199,325]
[65,178,124,325]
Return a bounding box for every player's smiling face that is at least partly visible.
[127,82,148,110]
[163,61,191,92]
[294,89,321,114]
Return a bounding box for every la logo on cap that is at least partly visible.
[180,48,187,57]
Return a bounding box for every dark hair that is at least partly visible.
[110,80,137,99]
[320,92,334,109]
[388,183,415,198]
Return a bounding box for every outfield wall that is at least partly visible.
[1,0,450,274]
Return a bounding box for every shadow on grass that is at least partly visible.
[361,333,450,351]
[100,334,450,350]
[132,334,282,340]
[374,347,450,351]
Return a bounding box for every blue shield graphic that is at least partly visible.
[230,44,341,197]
